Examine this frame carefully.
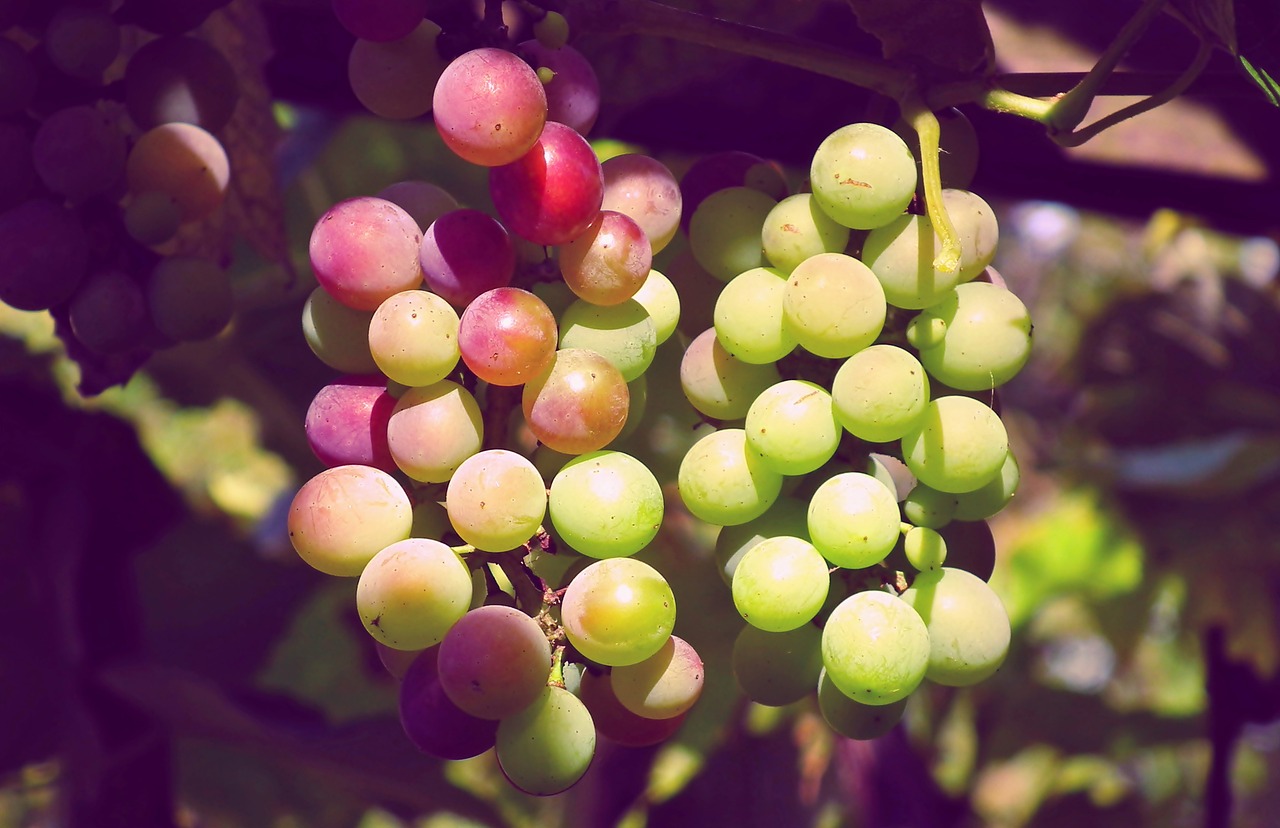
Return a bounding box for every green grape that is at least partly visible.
[678,428,783,526]
[901,566,1010,686]
[436,605,552,719]
[548,450,663,558]
[368,289,461,387]
[558,297,657,382]
[806,472,901,569]
[445,449,547,552]
[288,464,413,577]
[860,189,999,310]
[761,192,850,274]
[782,252,886,359]
[900,396,1008,494]
[809,123,917,230]
[744,380,840,475]
[713,266,796,364]
[411,498,451,539]
[951,449,1019,521]
[303,286,380,374]
[688,185,776,281]
[731,622,823,706]
[560,557,676,666]
[908,281,1032,391]
[610,634,704,720]
[387,380,484,483]
[903,525,947,571]
[901,484,957,529]
[821,590,929,705]
[495,685,596,796]
[831,344,930,443]
[680,327,782,420]
[817,669,908,739]
[357,538,473,650]
[630,268,680,344]
[713,494,809,586]
[731,535,829,632]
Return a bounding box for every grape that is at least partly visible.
[558,210,652,306]
[678,150,788,232]
[348,20,446,120]
[679,327,781,421]
[629,269,680,345]
[951,450,1019,521]
[146,256,233,342]
[124,35,239,131]
[301,286,380,375]
[419,208,516,308]
[386,380,483,483]
[731,622,822,706]
[822,590,929,704]
[900,396,1008,494]
[938,519,996,581]
[688,185,776,281]
[309,196,424,312]
[547,450,663,558]
[908,281,1032,391]
[782,252,886,359]
[559,557,675,666]
[357,537,473,649]
[376,180,459,231]
[0,198,88,312]
[678,428,783,526]
[806,472,901,569]
[287,464,413,577]
[610,634,703,720]
[517,40,601,136]
[489,121,603,246]
[761,192,850,274]
[400,648,499,759]
[410,498,452,541]
[600,153,682,254]
[458,287,558,386]
[495,685,595,796]
[32,105,125,201]
[521,348,629,455]
[368,289,460,387]
[375,639,424,680]
[68,270,148,355]
[904,525,947,571]
[713,266,796,365]
[532,11,570,50]
[731,535,829,632]
[668,249,723,339]
[445,449,547,552]
[901,483,957,529]
[557,298,656,382]
[900,566,1010,686]
[744,379,841,476]
[436,605,552,719]
[433,47,548,167]
[817,670,908,740]
[809,122,916,230]
[0,124,36,212]
[830,344,930,443]
[126,122,230,223]
[123,192,182,246]
[579,668,686,747]
[713,495,810,585]
[332,0,428,42]
[304,375,397,472]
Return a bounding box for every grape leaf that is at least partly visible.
[843,0,994,78]
[1165,0,1280,106]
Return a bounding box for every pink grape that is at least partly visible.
[458,287,558,386]
[399,647,499,760]
[287,464,413,577]
[309,196,424,311]
[386,380,483,483]
[489,121,603,246]
[418,209,516,308]
[432,47,547,167]
[304,375,397,472]
[517,40,601,135]
[579,669,687,747]
[332,0,428,41]
[600,153,682,254]
[521,348,629,455]
[436,605,552,719]
[558,209,652,306]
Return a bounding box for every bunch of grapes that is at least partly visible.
[292,1,1030,796]
[0,0,239,391]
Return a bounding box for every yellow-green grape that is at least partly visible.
[908,281,1032,391]
[688,186,776,281]
[951,450,1020,521]
[558,297,657,382]
[678,428,783,526]
[900,566,1010,686]
[806,472,901,569]
[809,123,917,230]
[761,192,850,274]
[903,525,947,571]
[680,328,781,421]
[610,634,704,720]
[713,266,796,365]
[495,685,596,796]
[548,450,663,558]
[732,622,823,706]
[900,396,1007,494]
[821,590,929,705]
[782,252,886,359]
[831,344,930,443]
[713,495,810,586]
[356,538,472,650]
[744,379,841,476]
[731,535,829,632]
[559,557,676,666]
[445,449,547,552]
[368,289,460,387]
[630,269,680,344]
[901,484,956,529]
[817,669,909,739]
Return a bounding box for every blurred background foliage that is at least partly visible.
[3,0,1280,826]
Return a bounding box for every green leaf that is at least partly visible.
[1239,55,1280,105]
[844,0,994,77]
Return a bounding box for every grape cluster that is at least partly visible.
[293,2,1029,795]
[0,0,238,391]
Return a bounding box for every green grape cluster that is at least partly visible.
[291,1,1029,796]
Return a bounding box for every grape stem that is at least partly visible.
[494,549,549,616]
[900,93,961,273]
[548,644,567,688]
